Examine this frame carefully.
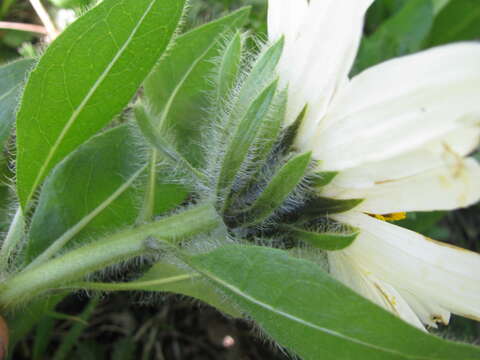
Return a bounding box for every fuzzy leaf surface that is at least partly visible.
[27,125,186,262]
[237,152,311,226]
[144,8,250,166]
[216,80,277,201]
[81,262,240,317]
[189,245,480,360]
[0,58,33,147]
[289,227,358,251]
[16,0,185,208]
[214,31,243,105]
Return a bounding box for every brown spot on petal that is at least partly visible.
[0,315,8,360]
[374,179,396,185]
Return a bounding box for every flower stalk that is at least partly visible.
[0,203,221,309]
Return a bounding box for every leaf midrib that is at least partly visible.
[72,273,200,291]
[140,38,220,221]
[0,82,22,104]
[27,164,147,268]
[26,0,159,207]
[200,269,438,360]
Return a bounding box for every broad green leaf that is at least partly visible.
[139,263,240,316]
[189,245,480,360]
[216,80,278,203]
[0,58,33,147]
[26,125,187,263]
[76,262,241,317]
[144,7,250,165]
[233,152,311,227]
[432,0,450,14]
[364,0,408,34]
[289,227,358,251]
[427,0,480,47]
[354,0,434,74]
[16,0,186,209]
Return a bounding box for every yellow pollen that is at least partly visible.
[370,212,407,222]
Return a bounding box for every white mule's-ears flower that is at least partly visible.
[268,0,480,330]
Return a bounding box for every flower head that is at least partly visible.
[268,0,480,330]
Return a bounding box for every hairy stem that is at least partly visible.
[0,203,221,309]
[0,208,25,273]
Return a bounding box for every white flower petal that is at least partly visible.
[313,43,480,171]
[332,212,480,322]
[323,157,480,214]
[268,0,373,145]
[267,0,308,44]
[323,126,480,190]
[329,251,425,330]
[398,290,451,329]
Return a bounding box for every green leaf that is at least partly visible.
[7,293,65,355]
[0,58,33,147]
[134,104,208,183]
[32,316,55,360]
[52,296,100,360]
[26,125,187,264]
[396,211,446,236]
[289,197,363,224]
[226,38,284,130]
[143,7,250,166]
[16,0,186,209]
[75,262,241,317]
[310,171,338,188]
[288,227,358,251]
[188,245,480,360]
[214,31,243,105]
[432,0,450,14]
[364,0,408,34]
[278,104,307,154]
[354,0,434,74]
[216,80,278,203]
[427,0,480,47]
[233,152,311,227]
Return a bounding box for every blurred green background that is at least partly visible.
[1,0,479,358]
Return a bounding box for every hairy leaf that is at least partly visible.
[144,7,250,166]
[289,227,358,251]
[27,125,187,263]
[234,152,311,227]
[0,58,33,147]
[189,245,480,360]
[216,80,278,203]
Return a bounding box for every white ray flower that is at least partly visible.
[268,0,480,330]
